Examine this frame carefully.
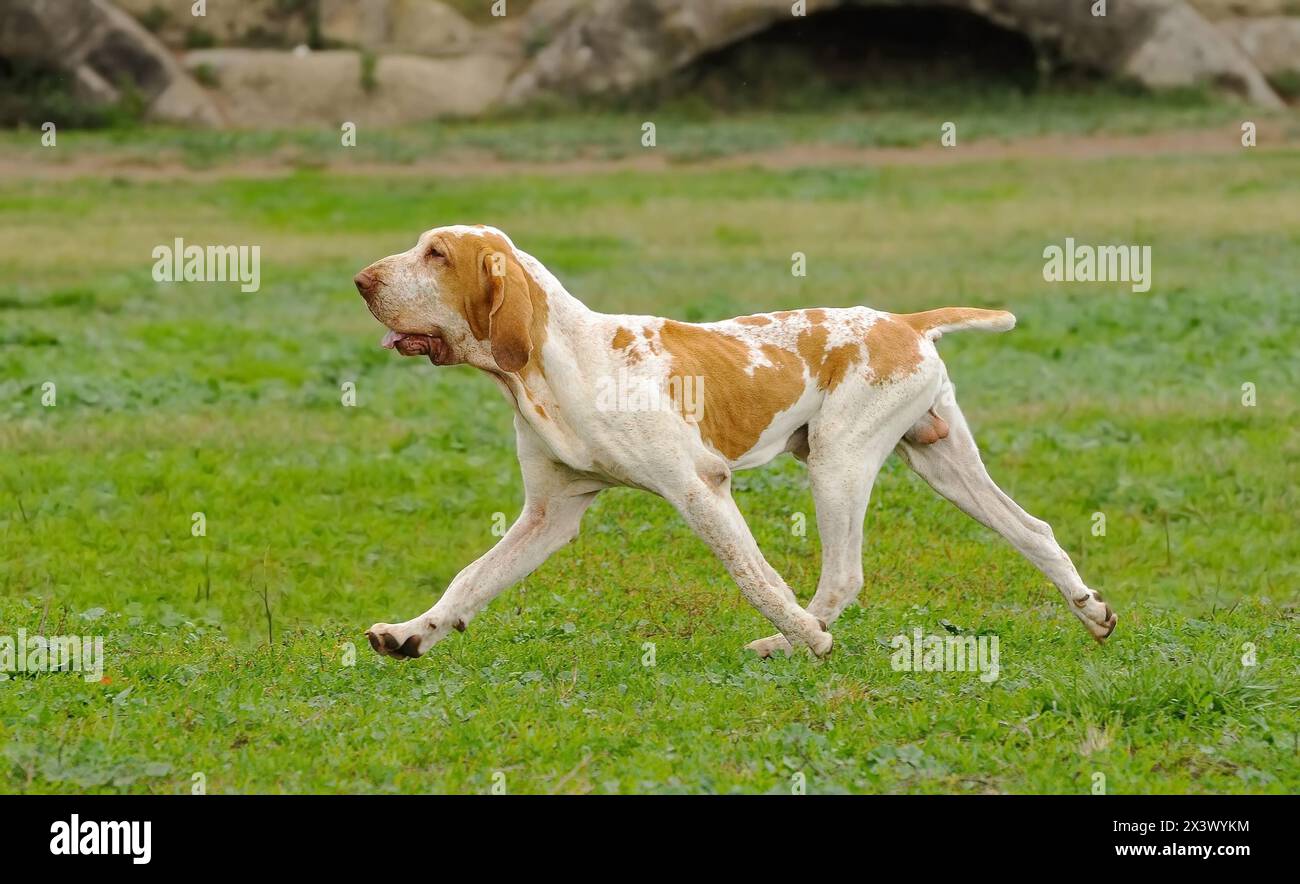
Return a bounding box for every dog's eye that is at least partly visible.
[427,244,445,261]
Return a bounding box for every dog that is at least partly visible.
[354,225,1116,660]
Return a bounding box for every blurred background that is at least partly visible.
[1,0,1297,132]
[0,1,1296,794]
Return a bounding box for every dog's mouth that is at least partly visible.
[381,328,452,365]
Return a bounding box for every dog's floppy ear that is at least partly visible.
[480,247,534,373]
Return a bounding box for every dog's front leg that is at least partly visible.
[665,472,833,657]
[367,422,603,660]
[366,488,599,659]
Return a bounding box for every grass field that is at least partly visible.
[1,106,1298,793]
[1,84,1290,169]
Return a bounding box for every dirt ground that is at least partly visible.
[3,123,1290,182]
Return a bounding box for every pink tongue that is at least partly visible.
[380,330,407,349]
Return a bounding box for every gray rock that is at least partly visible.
[506,0,1284,107]
[1122,0,1283,105]
[0,0,223,124]
[182,48,511,127]
[114,0,312,49]
[319,0,480,57]
[1218,16,1300,75]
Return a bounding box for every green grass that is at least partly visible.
[1,130,1298,793]
[0,83,1286,169]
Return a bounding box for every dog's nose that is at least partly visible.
[354,268,377,300]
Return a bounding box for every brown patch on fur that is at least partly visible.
[819,344,862,390]
[865,316,923,385]
[534,403,548,419]
[611,326,644,363]
[735,314,772,326]
[659,321,805,460]
[898,307,1012,335]
[768,308,826,324]
[438,230,549,376]
[794,324,863,392]
[796,323,828,368]
[611,327,635,350]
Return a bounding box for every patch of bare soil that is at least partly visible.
[0,125,1289,182]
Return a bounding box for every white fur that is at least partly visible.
[359,226,1115,661]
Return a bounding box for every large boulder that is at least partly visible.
[1218,16,1300,75]
[182,47,512,127]
[0,0,222,124]
[1119,0,1281,103]
[506,0,1284,107]
[113,0,312,49]
[318,0,482,56]
[1187,0,1294,19]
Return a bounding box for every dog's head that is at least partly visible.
[354,224,540,373]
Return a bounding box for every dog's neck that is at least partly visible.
[485,251,601,467]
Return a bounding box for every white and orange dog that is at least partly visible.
[355,225,1116,660]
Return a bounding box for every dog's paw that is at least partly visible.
[365,623,424,659]
[745,634,793,658]
[746,624,833,659]
[1072,591,1118,643]
[808,627,834,658]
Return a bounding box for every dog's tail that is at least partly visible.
[895,307,1016,341]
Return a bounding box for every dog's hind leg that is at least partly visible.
[895,381,1117,642]
[745,454,875,658]
[745,406,912,658]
